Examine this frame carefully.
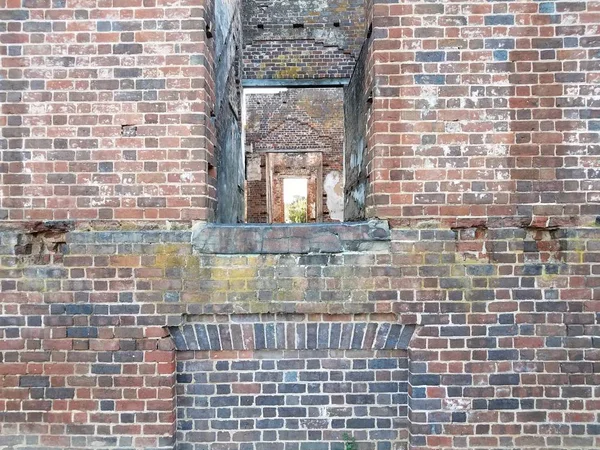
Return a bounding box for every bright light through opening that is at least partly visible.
[283,178,308,223]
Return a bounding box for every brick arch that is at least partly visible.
[170,317,416,351]
[171,314,415,449]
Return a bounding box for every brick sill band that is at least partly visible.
[192,220,392,254]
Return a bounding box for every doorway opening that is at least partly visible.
[283,178,308,223]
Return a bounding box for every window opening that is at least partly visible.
[243,87,344,224]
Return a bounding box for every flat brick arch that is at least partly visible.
[170,317,415,352]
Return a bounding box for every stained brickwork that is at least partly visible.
[241,0,366,80]
[243,40,357,80]
[344,42,370,221]
[1,225,600,449]
[1,0,600,449]
[214,0,245,223]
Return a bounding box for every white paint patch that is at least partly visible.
[247,157,262,181]
[324,171,344,222]
[489,144,508,157]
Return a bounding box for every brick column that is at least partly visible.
[0,0,215,225]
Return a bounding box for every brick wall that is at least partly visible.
[243,40,357,80]
[0,0,215,224]
[213,0,245,223]
[269,152,322,223]
[246,153,268,223]
[361,0,600,227]
[241,0,366,80]
[2,0,600,449]
[344,41,370,221]
[1,223,599,449]
[177,349,409,450]
[173,316,412,450]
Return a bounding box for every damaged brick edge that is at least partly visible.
[191,220,391,254]
[0,221,73,263]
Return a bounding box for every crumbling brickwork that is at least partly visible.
[1,0,600,449]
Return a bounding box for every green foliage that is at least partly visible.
[342,433,358,450]
[285,197,308,223]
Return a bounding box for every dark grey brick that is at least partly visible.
[19,376,49,388]
[114,44,143,54]
[46,388,75,399]
[488,399,519,410]
[279,407,306,417]
[416,51,445,62]
[485,14,514,25]
[66,327,97,338]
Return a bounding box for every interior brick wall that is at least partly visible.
[243,40,357,80]
[241,0,366,80]
[269,153,321,223]
[245,153,268,223]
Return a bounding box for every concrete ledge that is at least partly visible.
[170,321,415,351]
[192,220,390,254]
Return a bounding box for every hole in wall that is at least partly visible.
[121,125,137,137]
[214,0,369,224]
[208,163,217,179]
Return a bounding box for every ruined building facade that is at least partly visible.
[1,0,600,449]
